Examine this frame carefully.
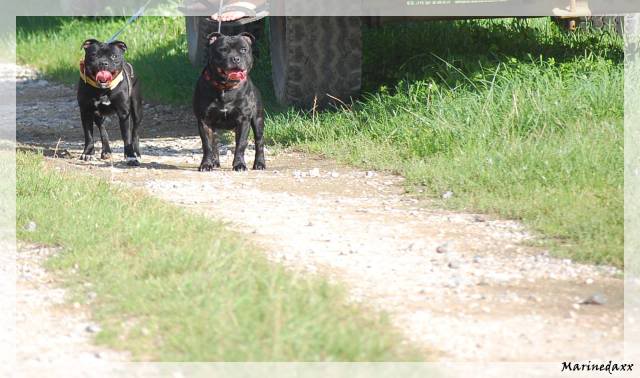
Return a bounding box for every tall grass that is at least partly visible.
[268,19,624,266]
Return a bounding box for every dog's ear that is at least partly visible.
[109,40,128,53]
[239,32,255,45]
[81,39,99,50]
[207,32,223,46]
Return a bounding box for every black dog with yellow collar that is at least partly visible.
[77,39,143,166]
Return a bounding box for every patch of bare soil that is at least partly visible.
[15,65,623,362]
[15,242,129,376]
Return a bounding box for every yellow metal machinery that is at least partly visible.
[553,0,592,30]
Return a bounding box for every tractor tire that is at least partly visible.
[269,16,362,109]
[554,15,624,36]
[186,16,264,68]
[583,16,624,35]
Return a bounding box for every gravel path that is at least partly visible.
[0,238,16,378]
[15,64,624,362]
[15,243,129,369]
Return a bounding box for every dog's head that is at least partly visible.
[81,39,127,89]
[206,32,255,82]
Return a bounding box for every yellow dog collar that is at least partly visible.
[79,59,124,90]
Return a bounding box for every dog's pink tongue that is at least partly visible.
[227,70,246,81]
[96,70,113,83]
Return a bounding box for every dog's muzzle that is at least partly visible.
[95,70,114,88]
[217,67,247,82]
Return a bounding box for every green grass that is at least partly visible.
[16,151,411,361]
[269,19,624,266]
[16,17,624,266]
[0,149,15,233]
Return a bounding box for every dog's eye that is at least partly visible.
[240,48,248,54]
[111,54,118,59]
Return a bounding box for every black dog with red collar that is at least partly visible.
[193,31,265,172]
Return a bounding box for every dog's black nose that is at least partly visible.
[99,61,109,69]
[232,56,241,64]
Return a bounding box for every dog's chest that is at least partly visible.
[92,94,115,116]
[204,104,240,129]
[203,94,244,122]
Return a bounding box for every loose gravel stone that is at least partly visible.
[527,295,541,303]
[24,221,37,232]
[85,324,102,334]
[436,243,450,254]
[445,278,461,288]
[581,293,607,305]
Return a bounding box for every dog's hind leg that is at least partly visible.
[80,110,95,161]
[95,116,112,160]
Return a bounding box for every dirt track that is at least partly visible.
[15,65,624,362]
[16,243,129,366]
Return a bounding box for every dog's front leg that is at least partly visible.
[232,119,250,172]
[117,110,139,166]
[251,114,266,170]
[198,118,220,171]
[95,116,112,160]
[80,110,95,161]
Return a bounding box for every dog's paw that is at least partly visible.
[199,160,219,172]
[126,157,140,167]
[252,161,266,170]
[233,163,247,172]
[79,153,94,161]
[101,151,112,160]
